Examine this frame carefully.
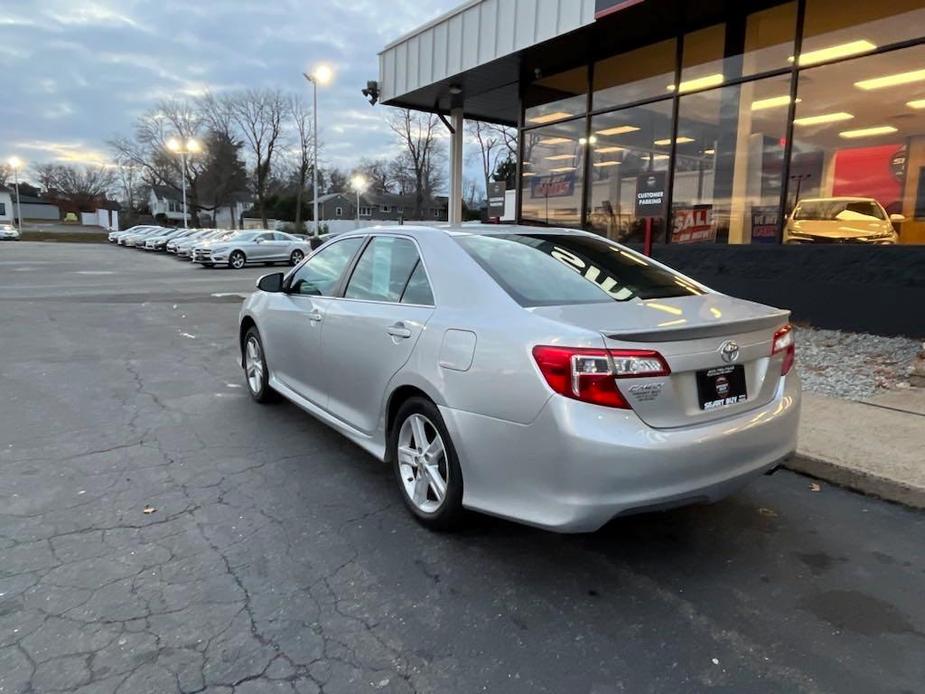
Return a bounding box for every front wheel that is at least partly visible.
[390,397,464,530]
[290,249,305,266]
[229,250,246,269]
[242,327,276,403]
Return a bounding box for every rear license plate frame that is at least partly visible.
[696,364,747,410]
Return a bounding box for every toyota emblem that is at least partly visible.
[720,340,740,363]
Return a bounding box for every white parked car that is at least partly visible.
[0,224,21,240]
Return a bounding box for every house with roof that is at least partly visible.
[0,187,13,224]
[309,191,448,223]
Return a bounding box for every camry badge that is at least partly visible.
[719,340,740,364]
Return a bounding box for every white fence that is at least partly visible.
[80,209,119,230]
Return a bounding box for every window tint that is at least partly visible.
[457,233,703,307]
[401,261,434,305]
[289,237,363,296]
[345,237,420,303]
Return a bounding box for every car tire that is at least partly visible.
[290,249,305,266]
[242,327,276,403]
[390,397,465,531]
[229,250,246,269]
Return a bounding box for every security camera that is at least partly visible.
[361,80,380,106]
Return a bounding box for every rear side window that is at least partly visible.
[345,237,421,303]
[401,261,434,305]
[456,233,702,306]
[289,237,363,296]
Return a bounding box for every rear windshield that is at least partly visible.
[456,233,702,307]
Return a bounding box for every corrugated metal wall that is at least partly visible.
[380,0,596,102]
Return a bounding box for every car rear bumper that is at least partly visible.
[441,372,800,533]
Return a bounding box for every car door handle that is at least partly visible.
[387,323,412,339]
[308,311,323,323]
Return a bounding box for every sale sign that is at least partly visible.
[671,205,715,244]
[531,172,576,199]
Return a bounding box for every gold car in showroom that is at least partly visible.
[784,197,903,244]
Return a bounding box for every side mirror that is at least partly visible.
[256,272,284,293]
[890,213,905,223]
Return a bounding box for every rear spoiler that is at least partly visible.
[604,312,790,343]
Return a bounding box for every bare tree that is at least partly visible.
[113,159,142,213]
[228,88,287,227]
[0,163,11,188]
[466,120,503,202]
[31,163,116,209]
[287,95,313,231]
[355,158,395,194]
[387,108,444,218]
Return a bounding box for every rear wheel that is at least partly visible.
[243,327,276,403]
[229,250,246,269]
[390,397,464,530]
[290,249,305,266]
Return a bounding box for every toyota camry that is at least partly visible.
[238,226,800,532]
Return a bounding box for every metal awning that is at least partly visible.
[379,0,597,124]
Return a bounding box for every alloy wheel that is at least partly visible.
[397,414,449,513]
[230,251,245,269]
[244,336,264,394]
[290,250,304,265]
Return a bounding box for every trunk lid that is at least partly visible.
[530,294,790,429]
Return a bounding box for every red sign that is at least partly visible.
[832,144,905,214]
[672,205,715,244]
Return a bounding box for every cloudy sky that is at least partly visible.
[1,0,461,181]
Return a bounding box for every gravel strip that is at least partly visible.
[794,326,920,400]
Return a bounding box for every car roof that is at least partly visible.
[328,223,588,241]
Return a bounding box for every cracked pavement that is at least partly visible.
[1,242,923,693]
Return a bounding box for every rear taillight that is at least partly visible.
[772,324,795,375]
[532,346,670,409]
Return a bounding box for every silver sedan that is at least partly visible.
[196,230,310,269]
[238,226,800,532]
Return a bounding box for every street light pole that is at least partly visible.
[303,65,332,239]
[350,174,367,229]
[313,79,319,237]
[8,158,23,231]
[180,150,188,229]
[167,138,201,229]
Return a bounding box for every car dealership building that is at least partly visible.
[379,0,925,334]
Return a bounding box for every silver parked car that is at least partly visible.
[109,225,155,243]
[197,230,310,269]
[143,228,187,251]
[238,226,800,532]
[120,227,167,247]
[174,230,219,258]
[0,224,21,240]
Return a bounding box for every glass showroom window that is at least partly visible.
[787,44,925,244]
[741,2,797,76]
[801,0,925,68]
[524,66,588,127]
[586,101,674,242]
[521,119,586,227]
[593,39,677,111]
[670,75,791,245]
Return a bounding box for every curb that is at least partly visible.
[785,454,925,510]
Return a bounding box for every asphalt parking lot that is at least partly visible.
[1,242,923,694]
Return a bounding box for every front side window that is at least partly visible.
[457,233,702,307]
[345,236,421,303]
[289,237,363,296]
